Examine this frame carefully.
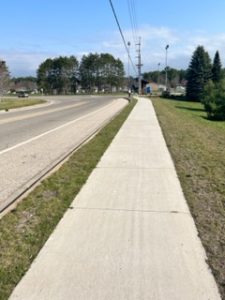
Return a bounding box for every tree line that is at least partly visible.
[37,53,125,94]
[143,68,186,88]
[0,53,125,96]
[1,47,225,119]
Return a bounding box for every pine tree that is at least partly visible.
[202,79,225,120]
[186,46,212,101]
[212,51,222,83]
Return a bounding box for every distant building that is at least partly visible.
[131,78,149,93]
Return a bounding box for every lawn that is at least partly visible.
[0,98,46,110]
[0,98,136,300]
[152,98,225,298]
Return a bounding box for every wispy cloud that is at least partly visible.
[0,50,59,76]
[1,25,225,76]
[101,25,225,73]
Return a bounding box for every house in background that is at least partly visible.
[10,77,38,94]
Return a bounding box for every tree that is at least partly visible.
[0,60,10,98]
[143,68,186,87]
[167,68,182,88]
[37,56,79,94]
[99,53,124,91]
[79,53,125,92]
[186,46,212,101]
[37,58,53,93]
[79,53,100,92]
[202,80,225,120]
[212,51,222,83]
[10,76,37,92]
[143,71,159,83]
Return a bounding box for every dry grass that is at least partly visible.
[152,97,225,299]
[0,98,45,110]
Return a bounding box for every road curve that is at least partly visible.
[0,95,121,151]
[0,96,128,214]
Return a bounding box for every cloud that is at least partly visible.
[101,25,225,74]
[0,50,59,76]
[98,25,183,73]
[2,25,225,77]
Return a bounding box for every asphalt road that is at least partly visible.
[0,95,120,151]
[0,95,127,213]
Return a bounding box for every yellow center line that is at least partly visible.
[0,101,86,125]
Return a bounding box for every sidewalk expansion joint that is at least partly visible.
[96,166,174,170]
[69,206,190,215]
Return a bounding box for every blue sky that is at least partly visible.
[1,0,225,76]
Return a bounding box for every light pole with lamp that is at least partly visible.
[157,62,161,85]
[165,44,169,91]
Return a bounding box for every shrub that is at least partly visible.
[202,80,225,120]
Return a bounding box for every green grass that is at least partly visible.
[0,98,136,300]
[152,98,225,299]
[0,98,46,111]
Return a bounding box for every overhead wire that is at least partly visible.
[108,0,137,75]
[127,0,138,44]
[127,0,143,94]
[131,0,138,33]
[127,0,137,45]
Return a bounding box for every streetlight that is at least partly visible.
[165,44,169,91]
[157,62,161,86]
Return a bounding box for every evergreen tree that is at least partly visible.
[37,56,79,94]
[79,53,124,92]
[212,51,222,83]
[186,46,212,101]
[202,79,225,120]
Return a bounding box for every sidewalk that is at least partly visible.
[9,98,221,300]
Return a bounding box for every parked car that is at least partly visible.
[18,92,29,98]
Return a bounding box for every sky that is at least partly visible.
[1,0,225,77]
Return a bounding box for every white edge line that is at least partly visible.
[0,99,121,156]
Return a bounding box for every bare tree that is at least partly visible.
[0,61,10,100]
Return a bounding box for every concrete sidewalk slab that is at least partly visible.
[9,98,221,300]
[74,168,188,212]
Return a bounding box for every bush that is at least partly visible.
[161,90,170,98]
[202,80,225,120]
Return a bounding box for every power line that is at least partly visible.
[108,0,137,75]
[128,0,138,44]
[127,0,137,45]
[126,0,143,95]
[131,0,138,34]
[127,0,143,95]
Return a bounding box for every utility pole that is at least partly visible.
[136,37,143,95]
[165,44,169,91]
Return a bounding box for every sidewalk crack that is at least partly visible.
[70,206,189,215]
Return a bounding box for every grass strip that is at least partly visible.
[0,98,136,300]
[152,98,225,299]
[0,99,46,111]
